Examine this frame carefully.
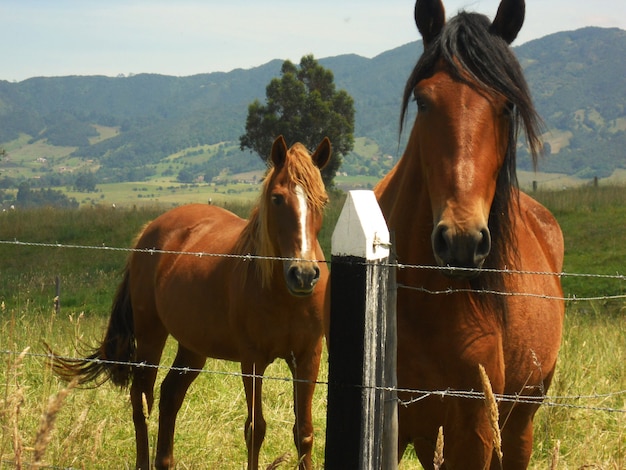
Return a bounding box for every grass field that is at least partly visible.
[63,180,263,209]
[0,299,623,468]
[0,186,625,468]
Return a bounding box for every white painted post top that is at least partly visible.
[332,190,390,260]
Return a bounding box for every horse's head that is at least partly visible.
[403,0,541,278]
[262,135,331,296]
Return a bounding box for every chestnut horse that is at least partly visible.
[51,136,331,469]
[374,1,564,468]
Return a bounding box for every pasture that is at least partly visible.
[0,185,624,468]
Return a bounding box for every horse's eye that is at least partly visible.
[413,91,428,113]
[271,194,284,205]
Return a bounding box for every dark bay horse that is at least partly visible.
[374,1,565,468]
[51,136,331,469]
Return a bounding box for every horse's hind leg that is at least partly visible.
[154,344,205,470]
[131,321,169,470]
[288,343,322,470]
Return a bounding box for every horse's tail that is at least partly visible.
[48,266,136,388]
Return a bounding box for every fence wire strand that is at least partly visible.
[0,238,624,415]
[1,349,624,415]
[1,237,625,284]
[397,283,626,302]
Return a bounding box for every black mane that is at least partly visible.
[402,11,542,161]
[401,11,544,313]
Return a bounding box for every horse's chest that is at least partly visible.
[232,300,319,357]
[398,290,502,352]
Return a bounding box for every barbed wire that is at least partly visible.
[1,349,624,414]
[395,388,626,413]
[397,283,626,302]
[1,238,624,303]
[0,238,624,415]
[1,238,625,282]
[395,261,626,280]
[0,238,276,262]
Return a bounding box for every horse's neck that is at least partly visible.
[376,145,434,263]
[234,217,257,255]
[234,209,278,289]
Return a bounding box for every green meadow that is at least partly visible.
[0,185,624,468]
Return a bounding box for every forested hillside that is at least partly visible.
[0,27,624,186]
[516,27,626,176]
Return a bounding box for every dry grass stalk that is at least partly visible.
[550,439,560,470]
[91,418,107,464]
[32,377,78,466]
[478,364,503,467]
[10,395,25,469]
[433,425,444,470]
[142,391,150,424]
[69,311,85,342]
[5,347,30,470]
[60,406,89,460]
[266,452,290,469]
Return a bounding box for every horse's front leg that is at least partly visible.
[241,359,268,470]
[288,341,323,470]
[445,349,506,470]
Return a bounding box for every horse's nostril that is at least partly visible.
[432,224,452,262]
[475,227,491,260]
[287,266,301,285]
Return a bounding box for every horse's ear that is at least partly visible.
[312,137,332,170]
[490,0,525,44]
[414,0,445,46]
[270,135,288,168]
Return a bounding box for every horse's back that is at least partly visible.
[137,204,245,251]
[131,203,245,297]
[517,191,564,273]
[128,204,246,359]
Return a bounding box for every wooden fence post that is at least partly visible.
[324,190,397,469]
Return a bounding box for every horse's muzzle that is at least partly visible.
[431,223,491,279]
[284,262,321,296]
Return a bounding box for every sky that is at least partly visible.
[1,0,625,82]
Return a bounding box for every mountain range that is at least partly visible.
[0,26,624,185]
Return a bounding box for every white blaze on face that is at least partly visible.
[295,185,309,256]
